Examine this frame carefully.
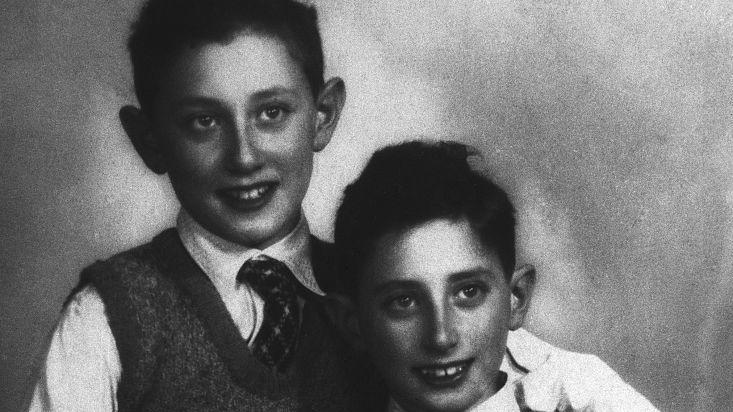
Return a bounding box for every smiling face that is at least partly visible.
[356,218,512,412]
[146,33,331,248]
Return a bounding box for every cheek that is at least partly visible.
[164,137,217,178]
[362,314,418,363]
[465,301,511,354]
[274,146,314,189]
[269,114,316,154]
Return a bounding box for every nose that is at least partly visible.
[421,302,459,354]
[224,120,263,174]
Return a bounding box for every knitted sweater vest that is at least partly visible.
[71,229,383,411]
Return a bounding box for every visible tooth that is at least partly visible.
[420,364,468,379]
[235,186,267,200]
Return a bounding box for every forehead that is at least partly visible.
[157,32,310,103]
[363,219,504,288]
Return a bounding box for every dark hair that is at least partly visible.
[334,140,517,298]
[127,0,325,113]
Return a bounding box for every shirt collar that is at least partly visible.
[505,328,554,371]
[176,209,325,296]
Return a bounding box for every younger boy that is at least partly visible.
[332,141,659,411]
[28,0,378,410]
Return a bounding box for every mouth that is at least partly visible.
[217,182,277,210]
[413,359,474,388]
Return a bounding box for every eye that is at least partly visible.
[384,294,418,315]
[457,285,479,299]
[454,283,487,307]
[256,105,290,123]
[188,114,219,131]
[394,295,415,308]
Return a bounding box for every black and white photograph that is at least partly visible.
[1,0,732,410]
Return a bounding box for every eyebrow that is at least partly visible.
[370,267,499,296]
[171,86,303,109]
[448,268,498,282]
[371,280,422,297]
[171,96,226,110]
[249,86,301,100]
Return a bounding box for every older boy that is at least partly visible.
[332,141,658,411]
[27,0,380,410]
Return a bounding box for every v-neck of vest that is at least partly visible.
[155,228,330,399]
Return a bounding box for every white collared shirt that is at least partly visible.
[387,329,659,412]
[27,210,322,412]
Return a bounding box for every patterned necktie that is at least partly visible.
[237,255,301,371]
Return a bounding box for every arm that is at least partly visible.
[508,329,659,411]
[27,286,121,412]
[514,351,659,412]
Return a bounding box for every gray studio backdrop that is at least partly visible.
[2,0,732,410]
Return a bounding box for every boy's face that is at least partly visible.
[355,218,518,412]
[126,33,343,248]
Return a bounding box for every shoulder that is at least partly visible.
[58,285,114,341]
[29,285,121,412]
[506,328,558,371]
[507,328,621,379]
[509,329,659,411]
[74,228,180,294]
[90,228,179,273]
[64,229,187,347]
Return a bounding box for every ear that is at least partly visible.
[119,105,167,174]
[509,264,536,331]
[325,292,366,352]
[312,77,346,152]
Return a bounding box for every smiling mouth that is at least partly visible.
[218,183,276,209]
[414,359,473,387]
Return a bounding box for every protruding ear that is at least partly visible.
[509,264,536,331]
[312,77,346,152]
[119,105,167,174]
[325,292,366,352]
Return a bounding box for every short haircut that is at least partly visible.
[334,140,517,298]
[127,0,325,113]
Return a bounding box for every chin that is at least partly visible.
[426,398,475,412]
[407,400,472,412]
[205,204,300,248]
[396,390,478,412]
[226,226,278,248]
[238,217,300,248]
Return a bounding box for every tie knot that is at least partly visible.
[237,255,295,294]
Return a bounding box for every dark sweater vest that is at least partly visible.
[70,229,384,411]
